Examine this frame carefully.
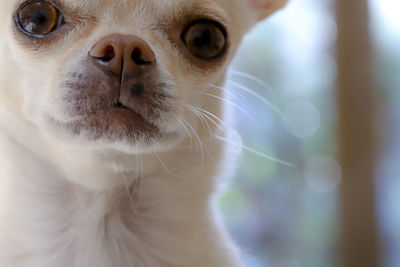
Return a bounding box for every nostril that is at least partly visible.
[90,44,116,63]
[98,45,115,62]
[131,47,148,65]
[132,48,142,59]
[90,35,155,75]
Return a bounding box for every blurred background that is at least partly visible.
[217,0,400,266]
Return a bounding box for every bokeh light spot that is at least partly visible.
[304,156,342,193]
[283,100,321,138]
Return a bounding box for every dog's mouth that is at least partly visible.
[114,101,128,109]
[67,99,160,141]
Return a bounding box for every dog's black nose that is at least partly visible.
[89,34,155,77]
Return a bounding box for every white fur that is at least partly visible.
[0,0,286,266]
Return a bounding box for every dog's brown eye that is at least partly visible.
[182,21,227,60]
[17,1,60,37]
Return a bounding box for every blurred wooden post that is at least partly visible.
[335,0,381,267]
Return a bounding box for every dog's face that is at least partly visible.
[0,0,286,154]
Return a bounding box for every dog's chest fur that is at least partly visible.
[0,134,241,267]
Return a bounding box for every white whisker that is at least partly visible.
[171,114,194,150]
[197,92,255,122]
[180,116,205,170]
[181,103,214,141]
[227,80,299,134]
[229,70,274,94]
[135,155,144,213]
[190,106,227,133]
[214,134,295,168]
[155,152,192,178]
[207,83,245,103]
[122,175,134,204]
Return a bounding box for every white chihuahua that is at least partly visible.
[0,0,286,266]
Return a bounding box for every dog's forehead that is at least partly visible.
[65,0,225,7]
[44,0,237,31]
[63,0,228,15]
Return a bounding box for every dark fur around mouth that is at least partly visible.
[67,107,161,143]
[58,60,170,142]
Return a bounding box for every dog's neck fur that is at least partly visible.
[0,118,241,267]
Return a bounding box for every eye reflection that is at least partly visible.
[17,1,61,37]
[182,21,227,59]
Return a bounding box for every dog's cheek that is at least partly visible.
[160,61,227,138]
[41,62,82,123]
[2,37,67,123]
[39,55,103,123]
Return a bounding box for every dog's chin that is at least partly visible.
[45,106,183,154]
